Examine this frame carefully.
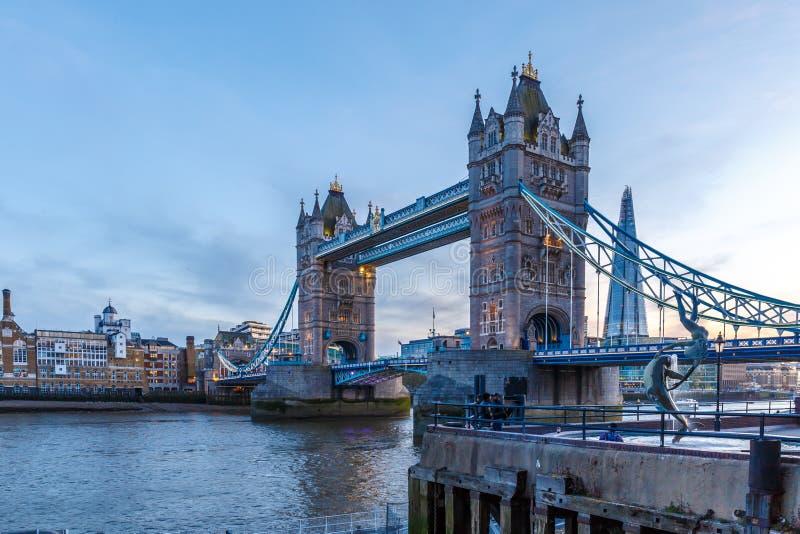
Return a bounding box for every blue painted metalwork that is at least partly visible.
[519,181,800,331]
[316,179,468,258]
[215,279,299,376]
[332,357,428,386]
[533,335,800,366]
[354,213,469,265]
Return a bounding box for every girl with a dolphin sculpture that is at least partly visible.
[643,290,709,443]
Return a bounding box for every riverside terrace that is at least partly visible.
[408,403,800,533]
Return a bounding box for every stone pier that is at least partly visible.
[250,365,410,420]
[409,425,798,533]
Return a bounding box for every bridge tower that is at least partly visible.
[296,178,376,364]
[468,55,590,352]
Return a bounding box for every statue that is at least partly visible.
[643,291,708,442]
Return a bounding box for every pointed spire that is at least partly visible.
[311,189,322,219]
[504,66,524,118]
[571,94,590,141]
[468,88,485,136]
[296,198,307,226]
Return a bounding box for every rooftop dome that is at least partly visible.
[321,176,356,237]
[517,74,550,143]
[516,53,550,143]
[103,301,118,315]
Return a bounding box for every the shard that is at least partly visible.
[603,186,649,342]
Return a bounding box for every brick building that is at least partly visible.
[0,288,195,394]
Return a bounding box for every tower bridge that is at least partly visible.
[204,54,800,425]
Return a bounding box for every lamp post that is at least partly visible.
[714,332,725,431]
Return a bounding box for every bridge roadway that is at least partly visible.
[216,335,800,388]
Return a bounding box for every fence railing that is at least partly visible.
[431,401,800,448]
[269,502,407,533]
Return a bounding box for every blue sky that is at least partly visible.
[1,1,798,352]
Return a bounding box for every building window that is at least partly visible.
[13,341,27,365]
[525,219,533,234]
[490,221,496,236]
[533,161,540,177]
[559,168,565,181]
[550,137,556,153]
[541,134,548,151]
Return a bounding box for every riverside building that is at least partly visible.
[0,288,193,393]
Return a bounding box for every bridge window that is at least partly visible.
[353,311,360,324]
[525,219,533,234]
[338,311,350,322]
[532,161,540,177]
[482,224,489,239]
[559,168,565,181]
[304,311,311,323]
[490,222,496,236]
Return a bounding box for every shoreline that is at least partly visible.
[0,400,250,415]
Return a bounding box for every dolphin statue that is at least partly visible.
[643,291,708,443]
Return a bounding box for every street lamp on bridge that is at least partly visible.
[714,332,725,432]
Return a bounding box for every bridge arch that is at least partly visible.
[523,307,569,350]
[326,339,359,364]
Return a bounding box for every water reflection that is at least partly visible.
[0,412,419,533]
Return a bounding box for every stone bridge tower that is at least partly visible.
[296,178,376,365]
[468,55,590,352]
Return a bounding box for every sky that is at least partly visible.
[0,1,798,354]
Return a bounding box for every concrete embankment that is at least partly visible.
[0,400,249,414]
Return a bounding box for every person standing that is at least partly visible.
[490,393,507,431]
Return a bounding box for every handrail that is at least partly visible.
[431,401,800,447]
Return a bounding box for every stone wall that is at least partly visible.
[410,426,800,533]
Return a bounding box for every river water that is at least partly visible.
[0,410,419,532]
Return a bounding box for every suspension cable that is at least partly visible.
[569,229,574,349]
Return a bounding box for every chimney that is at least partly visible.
[2,289,12,320]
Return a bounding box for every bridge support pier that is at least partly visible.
[250,365,409,420]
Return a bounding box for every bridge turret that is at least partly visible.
[468,88,484,164]
[296,198,307,229]
[571,95,590,204]
[503,66,525,145]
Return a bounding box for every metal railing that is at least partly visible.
[270,502,407,533]
[431,401,800,448]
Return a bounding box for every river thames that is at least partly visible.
[0,410,418,532]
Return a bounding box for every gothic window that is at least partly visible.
[304,311,311,323]
[541,134,548,151]
[490,221,497,236]
[329,310,337,322]
[550,137,556,153]
[521,255,536,280]
[498,159,503,174]
[525,219,533,234]
[533,161,540,177]
[550,166,556,178]
[353,311,360,324]
[559,168,565,181]
[482,224,489,239]
[338,311,349,322]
